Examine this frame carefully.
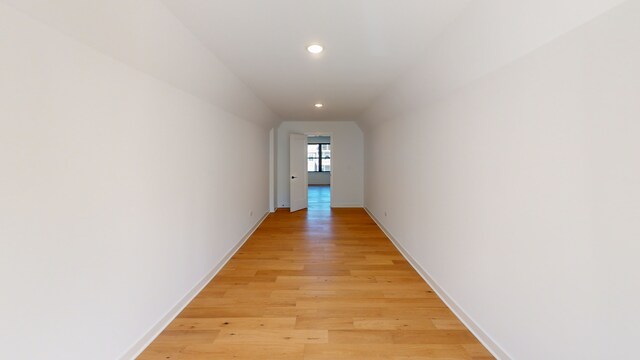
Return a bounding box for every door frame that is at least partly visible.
[305,132,333,208]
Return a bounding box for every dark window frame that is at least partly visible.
[307,143,331,173]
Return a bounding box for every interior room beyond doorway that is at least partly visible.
[307,135,331,210]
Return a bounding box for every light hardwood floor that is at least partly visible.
[138,207,494,359]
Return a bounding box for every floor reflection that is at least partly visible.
[308,185,330,211]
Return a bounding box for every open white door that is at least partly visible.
[289,134,308,212]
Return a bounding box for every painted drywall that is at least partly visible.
[308,136,331,144]
[1,0,276,127]
[277,121,363,208]
[0,2,276,359]
[308,173,331,185]
[362,1,640,359]
[361,0,627,126]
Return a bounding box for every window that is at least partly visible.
[307,143,331,172]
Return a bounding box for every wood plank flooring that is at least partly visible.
[138,207,494,359]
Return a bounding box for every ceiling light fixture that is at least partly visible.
[307,44,324,54]
[314,103,324,108]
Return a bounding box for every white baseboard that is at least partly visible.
[330,203,364,208]
[119,211,270,360]
[364,208,511,360]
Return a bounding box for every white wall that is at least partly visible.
[277,121,363,207]
[1,0,275,127]
[308,172,331,185]
[0,2,276,359]
[362,1,640,359]
[308,136,331,144]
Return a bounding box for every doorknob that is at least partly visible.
[291,176,297,179]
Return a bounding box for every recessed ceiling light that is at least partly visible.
[307,44,324,54]
[314,103,324,108]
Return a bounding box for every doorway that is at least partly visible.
[307,136,331,210]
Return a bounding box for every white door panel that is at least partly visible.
[289,134,308,212]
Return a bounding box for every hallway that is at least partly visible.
[139,208,492,359]
[7,1,638,358]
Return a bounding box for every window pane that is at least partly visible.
[320,144,331,172]
[307,144,319,172]
[321,159,331,172]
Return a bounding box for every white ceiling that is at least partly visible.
[160,0,471,121]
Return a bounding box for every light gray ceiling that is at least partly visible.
[160,0,471,121]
